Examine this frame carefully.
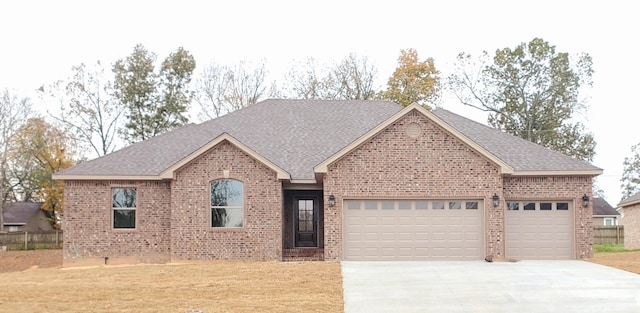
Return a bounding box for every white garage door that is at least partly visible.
[343,199,483,260]
[505,201,573,260]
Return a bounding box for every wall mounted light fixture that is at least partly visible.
[492,193,500,208]
[328,195,336,207]
[582,194,590,208]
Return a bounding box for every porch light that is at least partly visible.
[328,195,336,207]
[582,194,589,208]
[492,193,500,208]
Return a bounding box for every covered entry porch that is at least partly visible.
[283,190,325,261]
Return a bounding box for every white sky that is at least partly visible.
[1,0,637,203]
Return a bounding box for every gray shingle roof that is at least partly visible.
[3,202,43,225]
[56,99,401,180]
[592,197,619,216]
[432,109,601,173]
[55,100,601,181]
[619,192,640,207]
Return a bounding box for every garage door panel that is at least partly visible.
[506,201,573,260]
[364,216,378,225]
[414,217,429,226]
[447,232,463,240]
[344,199,483,260]
[431,216,447,226]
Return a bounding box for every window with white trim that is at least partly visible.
[112,188,136,229]
[604,218,615,226]
[211,179,244,228]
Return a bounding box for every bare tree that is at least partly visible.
[0,89,32,231]
[195,60,268,121]
[284,57,334,100]
[332,53,378,100]
[41,61,123,158]
[283,54,379,100]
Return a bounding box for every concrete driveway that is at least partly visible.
[342,260,640,313]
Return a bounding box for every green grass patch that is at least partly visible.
[594,243,639,253]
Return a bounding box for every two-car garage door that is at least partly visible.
[343,199,575,260]
[343,199,483,260]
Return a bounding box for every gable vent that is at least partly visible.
[406,122,421,138]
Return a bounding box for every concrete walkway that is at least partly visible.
[342,260,640,313]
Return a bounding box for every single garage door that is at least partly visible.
[343,199,483,260]
[505,201,573,260]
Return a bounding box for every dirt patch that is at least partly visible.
[586,250,640,274]
[0,249,62,272]
[0,250,343,313]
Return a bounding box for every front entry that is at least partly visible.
[283,190,324,260]
[295,197,318,247]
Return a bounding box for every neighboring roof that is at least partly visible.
[592,197,619,216]
[54,99,602,182]
[619,192,640,207]
[3,202,43,225]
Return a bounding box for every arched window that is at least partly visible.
[211,179,244,227]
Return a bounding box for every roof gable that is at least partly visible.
[160,133,290,180]
[315,103,514,174]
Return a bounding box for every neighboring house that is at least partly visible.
[592,197,620,226]
[53,100,602,266]
[616,207,625,225]
[2,202,52,233]
[618,192,640,249]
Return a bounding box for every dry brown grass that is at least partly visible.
[587,250,640,275]
[0,259,343,313]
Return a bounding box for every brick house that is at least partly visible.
[53,100,601,266]
[618,192,640,249]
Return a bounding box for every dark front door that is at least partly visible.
[295,197,318,247]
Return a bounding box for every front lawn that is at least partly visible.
[0,260,343,313]
[588,244,640,275]
[593,243,629,253]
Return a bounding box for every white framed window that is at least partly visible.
[112,188,136,229]
[604,218,615,226]
[211,179,244,228]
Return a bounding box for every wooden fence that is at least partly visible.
[593,226,624,244]
[0,230,63,251]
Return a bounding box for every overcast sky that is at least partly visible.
[1,0,637,203]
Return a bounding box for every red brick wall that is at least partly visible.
[63,180,171,265]
[323,110,504,260]
[503,176,594,258]
[623,203,640,250]
[170,141,282,261]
